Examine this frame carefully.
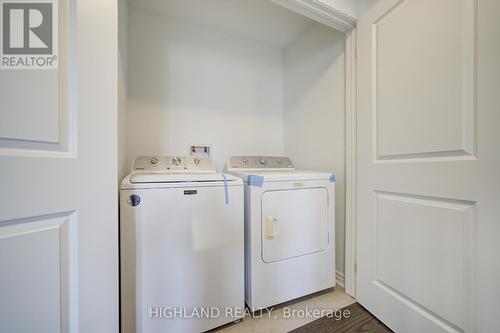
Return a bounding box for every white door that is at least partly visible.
[357,0,500,332]
[0,0,118,332]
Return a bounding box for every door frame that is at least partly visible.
[344,28,357,297]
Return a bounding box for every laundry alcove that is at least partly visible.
[118,0,349,297]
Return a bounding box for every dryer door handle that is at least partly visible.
[265,216,279,240]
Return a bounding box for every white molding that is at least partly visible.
[335,270,345,288]
[270,0,357,32]
[344,28,357,298]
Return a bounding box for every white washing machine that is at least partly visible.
[226,156,335,310]
[120,156,244,333]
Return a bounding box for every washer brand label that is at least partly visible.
[184,190,197,195]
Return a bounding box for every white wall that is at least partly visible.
[283,24,346,275]
[357,0,379,17]
[126,5,285,171]
[118,0,128,182]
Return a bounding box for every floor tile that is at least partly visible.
[214,287,355,333]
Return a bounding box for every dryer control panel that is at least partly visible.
[227,156,294,170]
[131,156,216,173]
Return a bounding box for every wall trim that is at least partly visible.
[344,28,357,298]
[270,0,357,32]
[336,270,345,288]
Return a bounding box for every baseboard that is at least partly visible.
[336,270,345,288]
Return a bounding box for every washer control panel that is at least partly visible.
[132,156,215,173]
[227,156,294,170]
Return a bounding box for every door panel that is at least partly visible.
[0,70,59,143]
[373,0,476,160]
[0,0,118,332]
[375,192,474,331]
[0,0,73,154]
[0,213,77,333]
[261,188,329,263]
[357,0,500,332]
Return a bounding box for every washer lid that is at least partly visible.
[130,173,240,184]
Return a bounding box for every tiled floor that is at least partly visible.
[213,287,355,333]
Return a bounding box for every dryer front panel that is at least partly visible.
[261,187,329,263]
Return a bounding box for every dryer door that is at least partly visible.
[261,187,329,263]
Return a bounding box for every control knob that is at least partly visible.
[172,156,182,166]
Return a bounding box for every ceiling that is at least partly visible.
[127,0,316,47]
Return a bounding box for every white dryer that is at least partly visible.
[120,156,244,333]
[226,156,335,310]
